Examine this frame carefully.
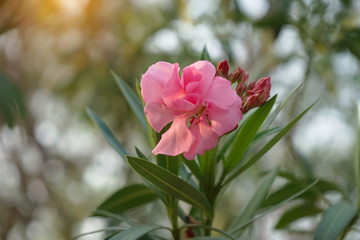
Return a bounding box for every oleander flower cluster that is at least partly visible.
[141,60,271,160]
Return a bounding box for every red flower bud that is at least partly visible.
[216,60,230,78]
[229,67,249,84]
[242,76,271,113]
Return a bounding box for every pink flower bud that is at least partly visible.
[216,60,230,78]
[242,76,271,113]
[229,67,249,84]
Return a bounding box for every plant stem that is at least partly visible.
[167,198,180,240]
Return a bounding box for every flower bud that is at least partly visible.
[229,67,249,84]
[241,76,271,113]
[216,60,230,78]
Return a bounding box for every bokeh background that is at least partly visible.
[0,0,360,239]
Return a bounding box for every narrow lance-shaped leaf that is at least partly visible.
[0,73,26,127]
[314,200,358,240]
[92,184,158,216]
[353,104,360,194]
[230,167,279,237]
[230,179,319,234]
[200,45,211,62]
[87,108,127,162]
[275,203,323,229]
[127,156,211,213]
[109,225,168,240]
[261,82,303,130]
[224,95,277,173]
[111,70,147,130]
[223,101,315,186]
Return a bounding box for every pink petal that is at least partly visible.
[141,62,180,103]
[203,76,237,108]
[181,61,215,95]
[153,116,195,156]
[183,116,219,160]
[144,102,179,132]
[169,94,200,112]
[207,97,242,136]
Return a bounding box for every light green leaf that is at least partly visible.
[109,225,167,240]
[87,108,127,161]
[314,200,358,240]
[262,82,303,130]
[223,102,315,186]
[224,95,277,173]
[127,156,211,213]
[275,203,322,229]
[230,168,279,236]
[111,70,147,130]
[93,184,158,216]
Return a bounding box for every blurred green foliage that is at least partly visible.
[0,0,360,239]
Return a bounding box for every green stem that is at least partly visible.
[167,198,180,240]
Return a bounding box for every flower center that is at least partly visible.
[188,103,211,127]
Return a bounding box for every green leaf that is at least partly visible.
[127,156,211,213]
[252,126,284,144]
[135,147,147,159]
[314,200,358,240]
[87,108,127,162]
[93,184,158,216]
[0,73,26,127]
[275,203,322,229]
[353,104,360,195]
[261,182,316,209]
[181,155,202,182]
[262,82,303,130]
[157,154,180,175]
[111,70,147,130]
[200,45,211,61]
[230,167,279,236]
[180,224,237,240]
[109,225,167,240]
[224,95,277,173]
[229,179,319,234]
[223,101,315,186]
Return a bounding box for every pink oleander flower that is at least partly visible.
[141,61,242,160]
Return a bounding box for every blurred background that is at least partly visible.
[0,0,360,239]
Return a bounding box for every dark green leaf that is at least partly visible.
[314,200,358,240]
[230,168,279,236]
[230,180,319,234]
[224,95,277,173]
[93,184,158,216]
[135,147,147,159]
[111,71,147,130]
[109,225,167,240]
[87,108,127,161]
[275,203,322,229]
[261,182,316,209]
[127,156,211,213]
[0,73,26,127]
